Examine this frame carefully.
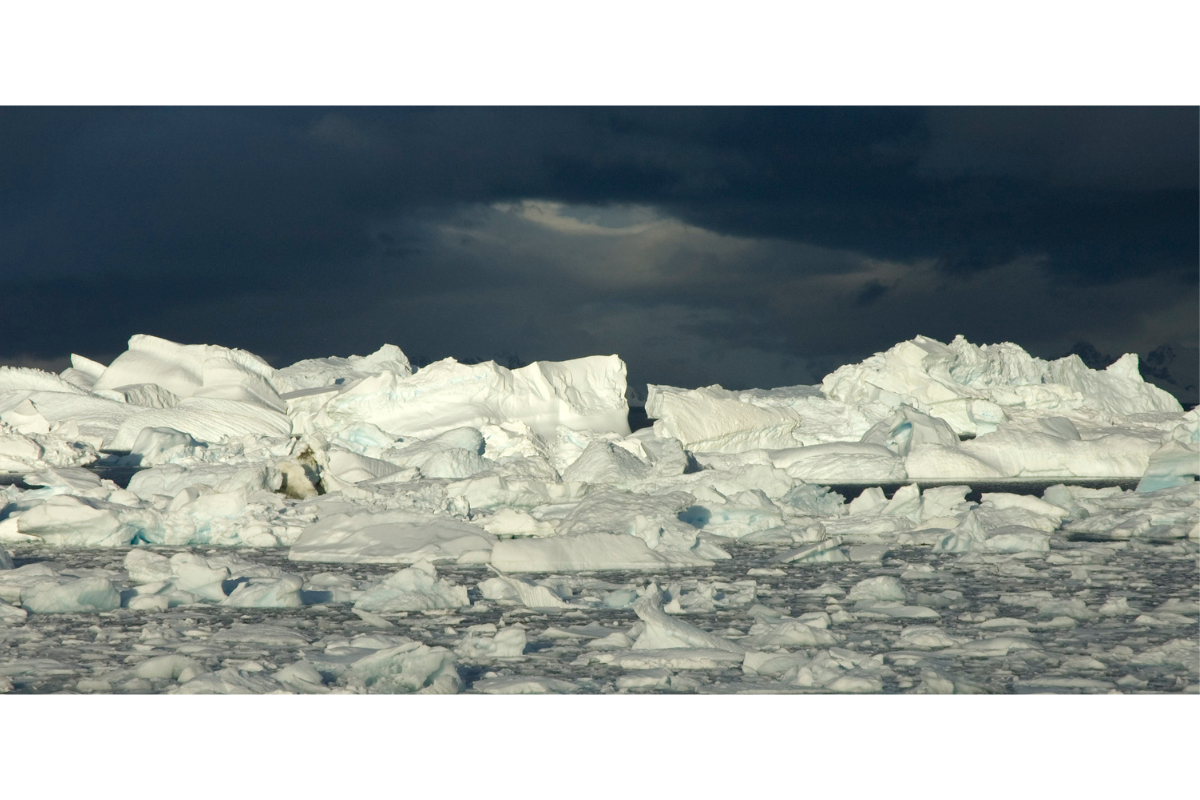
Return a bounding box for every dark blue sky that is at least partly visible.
[2,107,1196,392]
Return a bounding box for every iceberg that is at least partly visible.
[353,560,471,612]
[295,355,630,442]
[289,510,494,564]
[822,335,1181,436]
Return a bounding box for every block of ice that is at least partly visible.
[221,575,304,608]
[479,571,570,608]
[896,626,965,649]
[781,648,889,692]
[124,549,172,584]
[354,560,470,612]
[560,439,653,486]
[822,335,1181,435]
[860,404,959,456]
[110,397,292,450]
[210,623,312,646]
[127,463,277,500]
[122,427,202,466]
[167,553,230,601]
[289,510,494,565]
[557,489,715,554]
[93,334,284,411]
[273,344,413,393]
[959,427,1162,479]
[17,495,161,547]
[21,576,121,613]
[0,598,27,622]
[0,430,45,471]
[767,442,907,482]
[0,545,12,571]
[473,676,580,694]
[631,589,746,653]
[1137,410,1200,492]
[741,618,840,648]
[904,444,1006,480]
[491,533,715,572]
[455,626,527,658]
[171,667,284,695]
[274,661,331,693]
[299,355,630,442]
[646,384,803,453]
[133,655,207,683]
[348,641,463,694]
[476,507,557,538]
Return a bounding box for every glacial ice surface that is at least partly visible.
[0,333,1195,693]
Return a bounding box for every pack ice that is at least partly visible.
[0,333,1195,694]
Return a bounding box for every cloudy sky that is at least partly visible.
[2,107,1196,392]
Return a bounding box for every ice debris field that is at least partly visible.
[0,333,1196,694]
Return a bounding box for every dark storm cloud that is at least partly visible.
[0,107,1195,391]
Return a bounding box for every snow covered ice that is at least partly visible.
[0,333,1196,694]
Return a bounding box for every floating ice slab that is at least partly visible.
[353,560,470,612]
[491,533,715,572]
[289,510,494,565]
[21,577,121,613]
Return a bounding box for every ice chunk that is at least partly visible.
[822,335,1180,436]
[221,575,304,608]
[301,355,630,442]
[124,549,172,584]
[781,648,889,692]
[121,427,202,466]
[274,661,331,693]
[127,463,277,500]
[860,404,959,456]
[17,495,160,547]
[473,676,579,694]
[0,598,28,622]
[491,533,715,572]
[289,510,494,565]
[60,353,108,390]
[133,655,207,683]
[273,344,413,393]
[767,442,907,482]
[896,626,965,649]
[21,576,120,613]
[354,560,470,612]
[348,642,463,694]
[210,624,312,646]
[166,552,230,601]
[1137,410,1199,492]
[171,667,284,695]
[93,334,284,411]
[848,576,907,603]
[631,589,745,653]
[110,397,292,450]
[558,489,712,554]
[455,626,527,659]
[477,508,557,538]
[561,439,652,486]
[741,618,840,648]
[645,384,803,453]
[478,571,570,608]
